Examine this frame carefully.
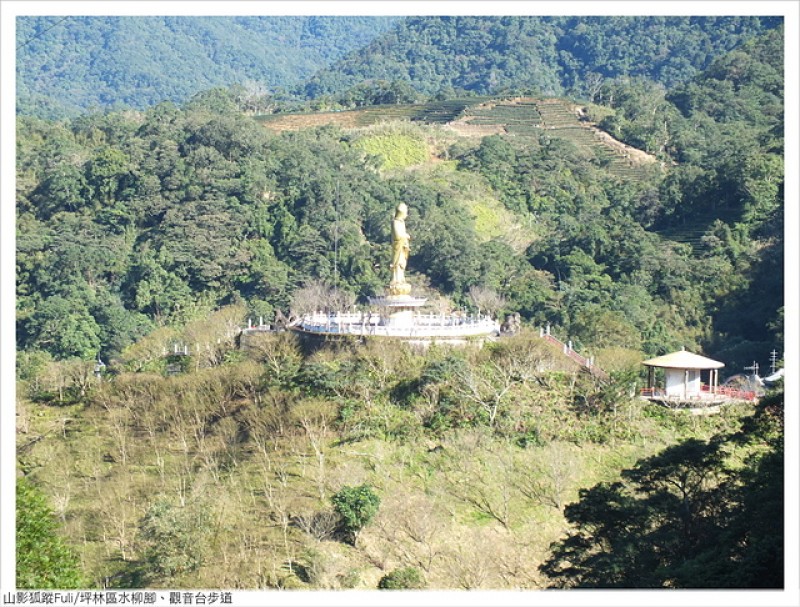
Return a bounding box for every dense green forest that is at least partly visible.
[16,27,783,369]
[16,16,398,119]
[15,17,785,591]
[304,16,780,101]
[17,16,780,119]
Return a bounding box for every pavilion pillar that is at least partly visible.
[684,369,689,398]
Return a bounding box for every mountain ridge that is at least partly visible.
[16,15,781,119]
[16,15,399,119]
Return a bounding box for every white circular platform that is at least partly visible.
[368,295,428,308]
[294,311,499,340]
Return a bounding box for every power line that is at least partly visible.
[16,16,71,51]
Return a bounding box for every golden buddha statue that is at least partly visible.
[389,203,412,296]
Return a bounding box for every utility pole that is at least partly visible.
[769,349,779,375]
[334,177,340,289]
[744,361,759,378]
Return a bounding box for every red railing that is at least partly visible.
[539,331,608,379]
[640,385,757,401]
[700,384,757,401]
[542,334,590,366]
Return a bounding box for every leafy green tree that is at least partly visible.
[17,478,85,588]
[540,392,784,588]
[24,296,102,360]
[378,566,426,589]
[91,289,155,359]
[86,147,130,205]
[33,164,89,218]
[337,79,419,108]
[413,201,481,293]
[138,497,213,580]
[128,249,194,323]
[331,484,381,545]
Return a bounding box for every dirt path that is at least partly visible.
[585,123,657,165]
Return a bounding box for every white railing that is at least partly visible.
[296,311,500,338]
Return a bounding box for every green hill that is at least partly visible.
[16,16,398,119]
[303,16,780,100]
[259,96,658,183]
[13,20,785,591]
[15,26,783,370]
[17,16,781,120]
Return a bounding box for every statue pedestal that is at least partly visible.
[387,308,415,329]
[388,281,412,297]
[368,294,428,333]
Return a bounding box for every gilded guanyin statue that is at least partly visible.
[389,203,412,296]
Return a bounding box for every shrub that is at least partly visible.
[378,566,425,589]
[16,478,84,588]
[138,497,212,579]
[331,484,380,545]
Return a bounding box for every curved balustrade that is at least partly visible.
[295,311,500,338]
[640,385,757,402]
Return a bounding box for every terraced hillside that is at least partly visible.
[256,98,490,132]
[453,98,658,182]
[653,211,725,256]
[257,97,658,182]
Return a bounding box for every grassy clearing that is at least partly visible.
[353,132,430,170]
[408,161,538,252]
[18,371,749,589]
[17,329,752,590]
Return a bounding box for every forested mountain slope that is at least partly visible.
[16,16,398,119]
[15,27,783,371]
[591,27,785,366]
[14,18,786,592]
[303,16,780,100]
[17,16,780,119]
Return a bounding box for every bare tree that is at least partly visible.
[38,360,70,403]
[261,460,301,577]
[95,386,134,465]
[454,336,553,428]
[328,287,356,312]
[63,359,97,399]
[444,530,493,589]
[585,71,605,104]
[441,438,519,529]
[95,482,138,562]
[514,442,578,511]
[468,285,506,318]
[233,80,275,114]
[118,326,179,372]
[243,333,302,387]
[293,399,335,501]
[182,304,246,369]
[293,509,340,542]
[456,361,517,428]
[290,280,356,316]
[393,494,446,572]
[492,530,543,588]
[290,281,330,316]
